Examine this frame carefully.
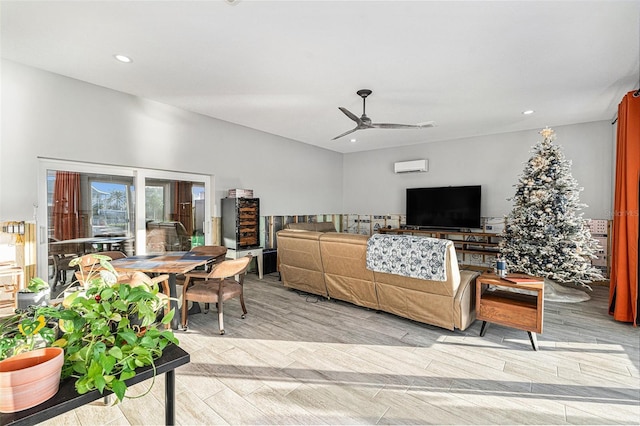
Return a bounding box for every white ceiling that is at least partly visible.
[1,1,638,154]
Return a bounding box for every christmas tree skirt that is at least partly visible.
[544,279,591,303]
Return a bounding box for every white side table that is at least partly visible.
[226,247,263,279]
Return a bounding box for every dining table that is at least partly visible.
[49,236,134,253]
[110,251,216,329]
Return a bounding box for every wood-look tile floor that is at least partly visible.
[40,273,639,425]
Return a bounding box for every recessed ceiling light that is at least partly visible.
[522,110,535,115]
[350,138,357,143]
[114,54,132,63]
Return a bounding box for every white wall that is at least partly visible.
[1,60,614,226]
[343,121,614,220]
[0,60,343,221]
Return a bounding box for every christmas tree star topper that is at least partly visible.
[539,126,555,139]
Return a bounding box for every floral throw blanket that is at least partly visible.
[366,234,450,281]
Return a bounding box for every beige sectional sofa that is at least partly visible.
[277,229,479,331]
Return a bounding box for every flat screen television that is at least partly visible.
[406,185,481,229]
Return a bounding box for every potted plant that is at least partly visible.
[59,254,178,402]
[1,254,179,407]
[0,304,62,360]
[0,304,66,413]
[16,277,50,312]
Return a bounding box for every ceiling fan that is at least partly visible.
[332,89,436,140]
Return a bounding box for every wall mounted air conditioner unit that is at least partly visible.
[394,159,428,174]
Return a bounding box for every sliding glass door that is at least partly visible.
[37,159,212,284]
[143,178,206,254]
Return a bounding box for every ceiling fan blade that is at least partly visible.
[371,121,436,129]
[338,107,362,124]
[331,127,359,141]
[415,121,436,127]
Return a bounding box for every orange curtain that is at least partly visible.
[52,171,83,241]
[173,181,193,236]
[609,91,640,326]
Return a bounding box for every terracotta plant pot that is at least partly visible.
[0,347,64,413]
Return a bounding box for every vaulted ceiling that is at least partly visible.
[2,1,638,153]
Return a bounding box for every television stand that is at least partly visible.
[378,228,502,272]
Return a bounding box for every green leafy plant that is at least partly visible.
[55,254,179,402]
[1,255,179,403]
[26,276,50,293]
[59,279,177,401]
[0,305,63,360]
[0,274,65,361]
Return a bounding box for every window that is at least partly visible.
[145,185,165,221]
[38,159,212,283]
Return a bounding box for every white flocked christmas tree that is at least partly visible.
[499,127,603,290]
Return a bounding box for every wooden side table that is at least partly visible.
[475,273,544,350]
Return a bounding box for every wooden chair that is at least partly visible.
[175,246,227,291]
[95,250,128,260]
[49,238,80,290]
[74,251,127,281]
[116,271,172,330]
[181,255,252,335]
[188,245,227,271]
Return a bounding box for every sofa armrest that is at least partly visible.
[453,270,480,331]
[276,230,328,296]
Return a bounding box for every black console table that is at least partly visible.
[0,344,190,426]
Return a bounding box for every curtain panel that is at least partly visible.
[173,181,193,237]
[52,171,83,241]
[609,90,640,326]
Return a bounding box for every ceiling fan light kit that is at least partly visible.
[332,89,436,141]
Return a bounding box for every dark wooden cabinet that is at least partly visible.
[222,197,260,249]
